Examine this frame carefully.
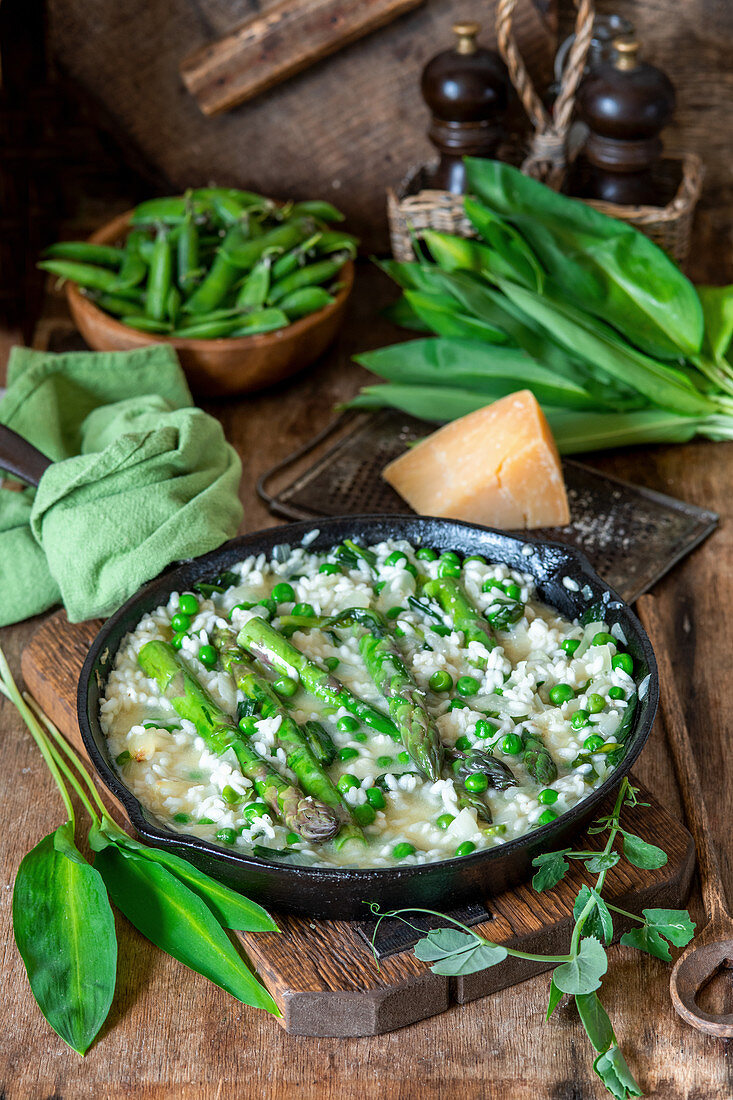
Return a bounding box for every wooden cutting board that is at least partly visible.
[21,610,695,1037]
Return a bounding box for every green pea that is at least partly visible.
[436,814,455,830]
[199,645,218,669]
[354,803,377,827]
[592,632,616,647]
[238,716,257,736]
[178,593,199,615]
[431,625,451,637]
[587,693,605,714]
[286,832,300,845]
[464,555,486,564]
[171,631,187,651]
[537,810,558,826]
[415,547,437,561]
[482,578,505,593]
[353,732,368,743]
[450,699,468,710]
[222,785,242,805]
[319,562,341,575]
[215,828,237,844]
[441,551,460,565]
[538,788,559,805]
[199,817,214,825]
[384,551,407,567]
[464,772,489,793]
[392,842,416,859]
[562,638,580,656]
[505,583,521,600]
[438,561,461,578]
[612,653,634,675]
[377,755,393,767]
[366,787,386,810]
[273,676,298,698]
[608,686,626,700]
[386,606,404,620]
[337,773,360,793]
[243,801,269,821]
[397,751,410,765]
[271,582,296,603]
[337,716,360,733]
[474,719,495,739]
[373,581,386,594]
[173,813,190,824]
[549,683,574,705]
[455,735,472,751]
[170,612,191,632]
[324,656,340,671]
[456,675,481,697]
[455,841,476,857]
[500,733,523,755]
[571,710,590,730]
[338,747,359,762]
[583,734,605,752]
[429,670,453,692]
[115,750,131,766]
[292,602,315,617]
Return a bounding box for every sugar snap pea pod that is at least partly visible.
[167,286,182,326]
[131,196,209,225]
[279,287,335,320]
[145,228,173,321]
[521,731,558,786]
[235,257,272,310]
[93,292,146,318]
[237,617,399,738]
[121,316,173,334]
[37,259,119,292]
[228,308,289,336]
[138,238,155,262]
[421,577,496,653]
[221,218,315,272]
[173,316,247,339]
[302,721,337,767]
[190,188,274,217]
[183,224,249,314]
[110,228,148,292]
[138,641,340,842]
[270,233,323,280]
[315,230,359,257]
[42,241,125,267]
[177,215,200,291]
[285,200,344,223]
[213,629,363,848]
[268,254,349,304]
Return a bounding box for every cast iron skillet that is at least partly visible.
[78,515,658,920]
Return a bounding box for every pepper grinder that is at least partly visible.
[420,22,508,194]
[576,37,675,206]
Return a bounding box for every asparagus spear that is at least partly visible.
[236,617,399,738]
[213,629,364,848]
[137,640,340,842]
[456,784,494,823]
[421,577,496,653]
[449,747,518,790]
[521,731,558,786]
[302,720,337,766]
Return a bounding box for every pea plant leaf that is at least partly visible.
[531,849,571,892]
[576,991,616,1053]
[620,925,672,961]
[593,1045,643,1099]
[642,908,696,947]
[621,831,668,870]
[546,977,564,1020]
[12,825,117,1055]
[584,850,620,874]
[414,928,508,975]
[574,886,614,946]
[552,936,608,996]
[94,843,280,1014]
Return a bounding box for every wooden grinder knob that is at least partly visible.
[420,22,508,193]
[576,36,675,205]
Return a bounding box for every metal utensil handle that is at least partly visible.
[0,424,53,487]
[637,594,730,925]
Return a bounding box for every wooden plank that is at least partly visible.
[20,607,694,1036]
[181,0,426,117]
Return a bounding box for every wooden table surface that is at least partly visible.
[2,260,732,1099]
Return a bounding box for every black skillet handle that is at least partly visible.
[0,424,53,487]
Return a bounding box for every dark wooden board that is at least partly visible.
[21,610,695,1037]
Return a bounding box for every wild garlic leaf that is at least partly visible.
[13,827,117,1056]
[414,928,508,976]
[584,850,620,874]
[642,908,696,947]
[531,850,570,892]
[573,886,614,946]
[552,936,608,995]
[619,925,671,961]
[593,1045,643,1099]
[94,844,280,1015]
[621,832,668,870]
[546,977,564,1020]
[576,991,616,1054]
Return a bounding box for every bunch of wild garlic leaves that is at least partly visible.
[1,648,280,1056]
[352,160,733,453]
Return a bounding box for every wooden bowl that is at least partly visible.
[64,210,354,398]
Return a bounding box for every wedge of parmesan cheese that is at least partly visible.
[382,390,570,529]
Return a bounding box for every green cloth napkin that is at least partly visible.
[0,345,243,626]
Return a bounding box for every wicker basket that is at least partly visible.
[388,151,703,266]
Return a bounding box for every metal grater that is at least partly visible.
[257,409,718,603]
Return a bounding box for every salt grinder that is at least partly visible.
[576,37,675,206]
[420,22,508,194]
